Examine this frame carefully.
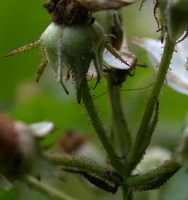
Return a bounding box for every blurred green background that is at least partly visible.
[0,1,188,200]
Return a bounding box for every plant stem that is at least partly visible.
[107,75,131,156]
[127,35,176,171]
[122,186,132,200]
[81,80,126,174]
[45,153,121,183]
[126,160,180,189]
[25,176,77,200]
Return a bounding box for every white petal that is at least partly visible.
[86,61,98,80]
[133,37,188,95]
[133,147,171,174]
[103,49,135,70]
[29,121,55,138]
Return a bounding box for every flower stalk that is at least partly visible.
[44,153,121,184]
[127,34,176,171]
[81,79,126,174]
[126,160,181,191]
[25,176,77,200]
[106,74,131,156]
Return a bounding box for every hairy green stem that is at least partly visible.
[45,153,121,183]
[122,186,133,200]
[126,160,181,190]
[127,35,176,171]
[25,176,77,200]
[107,75,132,156]
[81,80,126,174]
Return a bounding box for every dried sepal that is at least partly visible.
[3,40,41,58]
[36,44,48,82]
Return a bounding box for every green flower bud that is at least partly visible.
[41,22,105,103]
[94,10,123,50]
[168,0,188,41]
[159,0,188,41]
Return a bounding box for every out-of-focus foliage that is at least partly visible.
[0,0,188,200]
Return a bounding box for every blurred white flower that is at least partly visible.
[133,147,171,174]
[133,37,188,95]
[29,121,55,138]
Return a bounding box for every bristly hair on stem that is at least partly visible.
[127,34,176,173]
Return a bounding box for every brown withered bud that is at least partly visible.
[44,0,91,25]
[0,114,35,179]
[0,115,19,163]
[59,130,85,153]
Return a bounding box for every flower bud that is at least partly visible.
[41,21,105,103]
[0,114,35,179]
[168,0,188,41]
[159,0,188,41]
[94,10,123,50]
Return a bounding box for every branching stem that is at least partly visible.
[45,153,121,183]
[81,79,126,175]
[25,176,77,200]
[127,35,176,171]
[107,75,131,156]
[126,160,181,190]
